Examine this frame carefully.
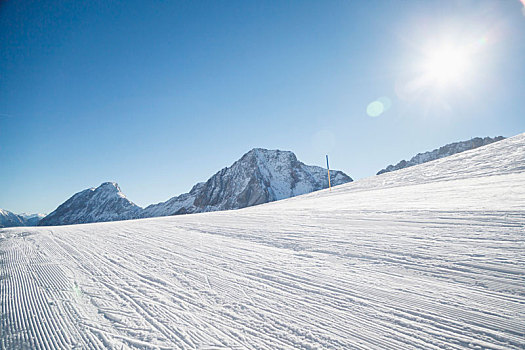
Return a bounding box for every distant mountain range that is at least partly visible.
[20,213,47,226]
[37,148,352,226]
[0,209,45,228]
[3,137,506,227]
[377,136,505,175]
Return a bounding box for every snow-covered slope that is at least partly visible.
[143,148,352,217]
[38,182,142,226]
[0,209,25,228]
[1,133,524,349]
[377,136,505,175]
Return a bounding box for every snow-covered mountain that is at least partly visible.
[19,213,46,226]
[377,136,505,175]
[142,148,352,217]
[37,149,352,225]
[0,209,26,228]
[38,182,142,226]
[0,209,45,227]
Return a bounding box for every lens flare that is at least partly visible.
[367,96,391,117]
[367,101,384,117]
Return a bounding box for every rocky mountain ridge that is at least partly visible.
[38,182,142,226]
[38,148,352,226]
[142,148,352,217]
[377,136,505,175]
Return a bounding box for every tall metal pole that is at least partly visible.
[326,155,331,191]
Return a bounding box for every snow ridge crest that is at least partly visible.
[377,136,505,175]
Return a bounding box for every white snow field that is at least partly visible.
[1,134,524,349]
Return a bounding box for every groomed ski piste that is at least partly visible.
[1,134,524,349]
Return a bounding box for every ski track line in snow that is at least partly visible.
[1,133,525,349]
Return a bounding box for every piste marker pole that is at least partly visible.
[326,155,331,191]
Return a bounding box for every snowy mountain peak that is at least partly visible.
[19,213,47,219]
[93,182,128,199]
[97,181,119,190]
[142,148,353,217]
[39,182,142,226]
[243,148,297,161]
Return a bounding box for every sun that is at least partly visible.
[421,45,470,86]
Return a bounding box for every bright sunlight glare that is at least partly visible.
[422,46,470,86]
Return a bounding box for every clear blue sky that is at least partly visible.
[1,0,524,214]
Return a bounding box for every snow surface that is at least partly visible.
[1,133,524,349]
